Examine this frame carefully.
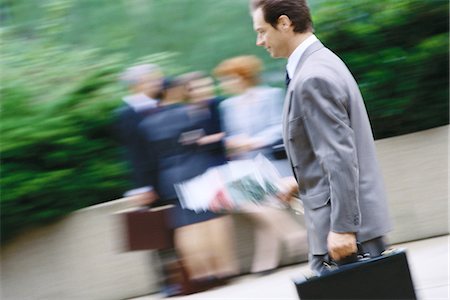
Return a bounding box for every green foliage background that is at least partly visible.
[1,0,448,243]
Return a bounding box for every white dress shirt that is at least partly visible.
[123,93,158,112]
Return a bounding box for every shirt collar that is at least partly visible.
[286,34,318,80]
[123,93,158,112]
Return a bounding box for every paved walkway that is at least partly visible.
[133,235,449,299]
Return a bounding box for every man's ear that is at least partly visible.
[277,15,292,32]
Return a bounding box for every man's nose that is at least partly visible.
[256,37,264,47]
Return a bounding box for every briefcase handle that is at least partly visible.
[323,243,371,270]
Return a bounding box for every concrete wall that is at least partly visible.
[379,126,449,243]
[1,125,448,300]
[0,197,158,300]
[0,197,306,300]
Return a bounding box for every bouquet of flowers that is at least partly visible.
[175,154,289,212]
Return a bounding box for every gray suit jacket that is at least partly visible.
[282,41,392,255]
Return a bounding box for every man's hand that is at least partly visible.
[277,176,299,203]
[327,231,357,261]
[197,132,225,145]
[226,137,252,155]
[133,190,159,207]
[226,135,264,155]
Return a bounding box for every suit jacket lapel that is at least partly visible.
[282,41,325,158]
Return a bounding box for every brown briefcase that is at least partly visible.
[121,205,175,251]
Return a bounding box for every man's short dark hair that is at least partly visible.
[251,0,313,33]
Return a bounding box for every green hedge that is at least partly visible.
[315,0,449,138]
[0,41,128,242]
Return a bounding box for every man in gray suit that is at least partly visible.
[250,0,392,274]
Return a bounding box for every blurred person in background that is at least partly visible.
[159,76,186,104]
[214,55,308,274]
[175,71,239,285]
[137,74,238,294]
[182,71,226,148]
[117,64,180,296]
[250,0,392,275]
[116,64,163,203]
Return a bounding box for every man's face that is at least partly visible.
[186,77,215,102]
[252,7,289,58]
[218,75,244,96]
[139,71,163,99]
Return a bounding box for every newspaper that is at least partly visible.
[175,154,289,212]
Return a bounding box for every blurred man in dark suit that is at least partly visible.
[116,64,163,204]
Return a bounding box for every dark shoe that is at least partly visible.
[161,283,182,297]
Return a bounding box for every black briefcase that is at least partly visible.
[294,249,417,299]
